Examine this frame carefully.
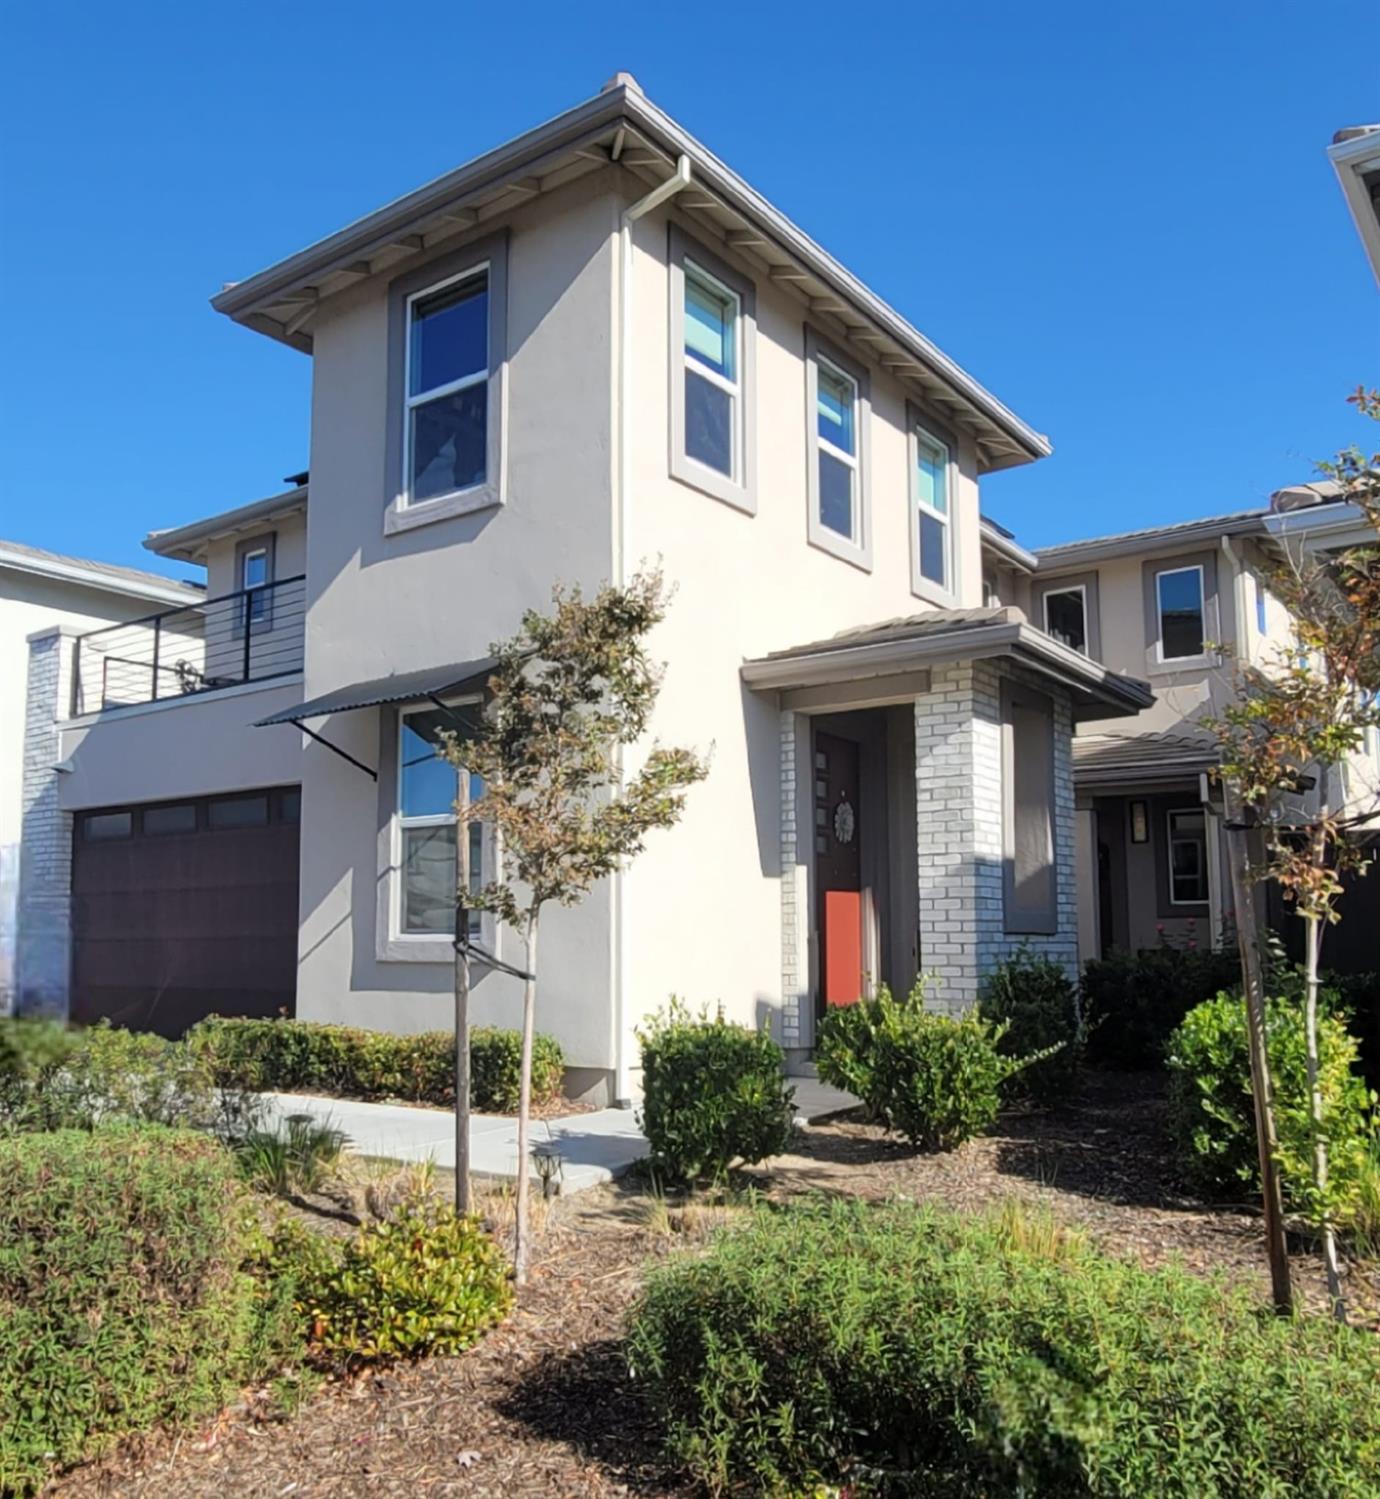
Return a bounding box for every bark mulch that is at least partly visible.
[49,1070,1378,1498]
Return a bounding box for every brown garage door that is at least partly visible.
[71,787,300,1037]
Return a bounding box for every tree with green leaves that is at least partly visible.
[440,568,707,1283]
[1206,389,1380,1321]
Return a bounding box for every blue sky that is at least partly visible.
[1,1,1376,581]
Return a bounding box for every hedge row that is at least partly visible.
[189,1017,563,1113]
[629,1198,1380,1498]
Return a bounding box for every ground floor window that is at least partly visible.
[397,706,484,938]
[1166,807,1209,905]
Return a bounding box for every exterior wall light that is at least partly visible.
[1129,799,1149,844]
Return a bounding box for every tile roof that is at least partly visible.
[0,539,202,600]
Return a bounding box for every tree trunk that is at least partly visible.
[1224,796,1293,1315]
[1304,894,1346,1323]
[513,907,540,1286]
[454,770,472,1215]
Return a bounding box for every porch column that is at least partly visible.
[14,626,78,1019]
[778,707,809,1055]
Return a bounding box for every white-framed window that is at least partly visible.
[1043,584,1088,654]
[403,266,490,509]
[1166,808,1209,905]
[395,704,484,939]
[912,424,952,594]
[815,356,860,543]
[242,545,269,625]
[1155,564,1207,661]
[681,260,741,482]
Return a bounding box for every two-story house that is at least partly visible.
[16,76,1151,1103]
[978,486,1378,965]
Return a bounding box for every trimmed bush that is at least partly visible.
[189,1017,564,1113]
[979,948,1083,1106]
[628,1198,1380,1498]
[0,1126,293,1496]
[1168,990,1375,1220]
[1082,944,1241,1068]
[637,1003,795,1183]
[817,980,1014,1150]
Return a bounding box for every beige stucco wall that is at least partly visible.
[616,198,988,1076]
[290,172,621,1071]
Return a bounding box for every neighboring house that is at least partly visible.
[15,75,1151,1101]
[978,487,1379,964]
[1330,124,1380,284]
[1,542,201,1015]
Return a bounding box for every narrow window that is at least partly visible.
[398,707,483,938]
[1166,809,1209,905]
[682,262,740,480]
[1002,683,1057,934]
[1156,565,1206,660]
[913,428,951,590]
[242,545,269,626]
[1255,576,1268,635]
[815,357,859,541]
[1043,586,1088,654]
[404,268,489,506]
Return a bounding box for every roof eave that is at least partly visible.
[144,487,309,563]
[0,546,198,608]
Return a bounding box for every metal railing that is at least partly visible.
[71,575,306,716]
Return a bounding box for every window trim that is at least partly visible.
[1034,569,1102,660]
[668,225,756,514]
[1042,583,1087,652]
[1150,795,1211,918]
[1142,552,1219,672]
[906,407,958,604]
[1000,678,1059,935]
[1164,806,1210,910]
[377,698,496,963]
[384,233,509,536]
[233,533,276,637]
[805,327,871,571]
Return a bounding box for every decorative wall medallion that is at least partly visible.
[833,797,856,846]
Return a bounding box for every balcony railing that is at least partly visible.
[71,575,306,716]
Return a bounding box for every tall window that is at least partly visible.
[242,545,269,626]
[1043,585,1088,654]
[1255,575,1269,635]
[912,428,951,590]
[397,707,483,937]
[1155,565,1206,661]
[1166,808,1209,905]
[1002,682,1057,934]
[815,357,859,541]
[404,268,489,506]
[682,262,741,481]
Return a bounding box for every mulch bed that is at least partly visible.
[50,1070,1378,1497]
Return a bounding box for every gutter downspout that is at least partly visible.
[1214,534,1251,947]
[611,153,692,1107]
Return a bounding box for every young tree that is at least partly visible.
[441,568,707,1282]
[1207,389,1380,1321]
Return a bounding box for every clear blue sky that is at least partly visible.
[1,1,1376,581]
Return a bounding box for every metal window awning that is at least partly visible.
[255,658,496,779]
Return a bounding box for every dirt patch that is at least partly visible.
[50,1071,1378,1497]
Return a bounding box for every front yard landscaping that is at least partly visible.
[46,1067,1380,1498]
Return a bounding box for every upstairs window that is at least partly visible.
[911,424,952,596]
[815,359,859,540]
[1166,808,1209,905]
[242,544,270,626]
[1043,585,1088,654]
[397,707,484,939]
[682,263,740,480]
[405,268,489,506]
[1155,564,1206,661]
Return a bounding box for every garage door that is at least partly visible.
[71,787,300,1037]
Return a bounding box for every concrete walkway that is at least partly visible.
[260,1074,857,1196]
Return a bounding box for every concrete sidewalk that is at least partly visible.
[259,1074,857,1196]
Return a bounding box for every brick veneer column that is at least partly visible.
[778,707,808,1049]
[15,626,77,1019]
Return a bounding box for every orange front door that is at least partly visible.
[814,731,862,1009]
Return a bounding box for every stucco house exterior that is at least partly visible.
[2,542,200,1015]
[978,489,1378,965]
[16,76,1155,1102]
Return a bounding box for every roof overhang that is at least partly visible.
[741,615,1153,721]
[211,81,1049,474]
[0,544,199,608]
[1261,499,1373,553]
[979,516,1038,573]
[146,486,308,564]
[255,659,497,728]
[1071,735,1220,790]
[1329,126,1380,286]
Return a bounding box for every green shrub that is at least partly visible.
[189,1017,564,1112]
[290,1197,512,1367]
[818,980,1014,1150]
[1168,990,1375,1222]
[236,1112,348,1197]
[638,1002,795,1183]
[0,1126,293,1496]
[0,1019,81,1134]
[628,1198,1380,1498]
[1082,944,1241,1068]
[979,947,1083,1106]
